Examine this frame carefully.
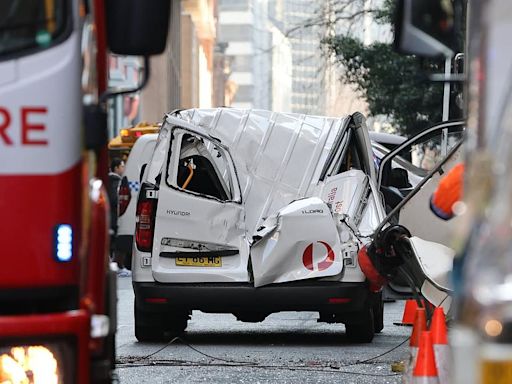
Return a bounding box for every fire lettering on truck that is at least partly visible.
[0,107,13,145]
[22,107,48,145]
[0,106,48,146]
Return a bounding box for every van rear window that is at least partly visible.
[168,130,236,202]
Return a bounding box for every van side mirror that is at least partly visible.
[394,0,456,58]
[105,0,170,56]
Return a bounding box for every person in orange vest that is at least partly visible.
[430,163,464,220]
[430,162,466,313]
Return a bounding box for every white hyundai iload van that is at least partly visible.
[132,108,391,343]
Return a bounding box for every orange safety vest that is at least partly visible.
[430,163,464,220]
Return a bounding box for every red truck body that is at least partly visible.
[0,1,114,382]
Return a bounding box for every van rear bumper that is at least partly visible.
[133,281,370,314]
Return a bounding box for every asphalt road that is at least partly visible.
[114,277,410,384]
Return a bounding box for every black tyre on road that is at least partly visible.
[134,299,189,342]
[373,291,384,333]
[345,306,375,343]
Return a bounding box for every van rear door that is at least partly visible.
[377,120,465,247]
[151,127,249,283]
[376,121,464,304]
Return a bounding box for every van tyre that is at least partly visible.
[134,300,168,342]
[373,292,384,333]
[166,310,189,336]
[345,307,375,343]
[135,324,168,342]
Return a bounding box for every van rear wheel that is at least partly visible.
[345,307,375,343]
[134,301,168,342]
[166,309,190,336]
[135,323,168,342]
[373,292,384,333]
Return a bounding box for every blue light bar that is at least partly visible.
[54,224,73,262]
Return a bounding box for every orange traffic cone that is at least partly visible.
[413,331,440,383]
[394,299,419,326]
[430,307,449,384]
[405,308,428,383]
[410,308,427,352]
[395,299,436,326]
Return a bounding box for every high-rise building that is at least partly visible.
[140,0,182,122]
[218,0,290,111]
[218,0,330,113]
[269,23,292,113]
[181,0,217,109]
[139,0,218,123]
[217,0,258,109]
[273,0,329,115]
[216,0,389,116]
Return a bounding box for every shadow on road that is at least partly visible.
[177,329,377,346]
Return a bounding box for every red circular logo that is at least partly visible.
[302,241,335,271]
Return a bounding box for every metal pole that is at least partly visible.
[443,57,452,121]
[441,57,452,156]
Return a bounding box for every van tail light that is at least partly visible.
[135,193,156,252]
[118,177,131,217]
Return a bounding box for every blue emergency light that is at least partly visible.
[54,224,73,262]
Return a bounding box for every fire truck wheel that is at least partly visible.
[373,292,384,333]
[345,306,375,343]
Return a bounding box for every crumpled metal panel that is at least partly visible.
[154,109,388,287]
[251,197,343,287]
[152,185,250,283]
[410,236,454,290]
[358,181,388,238]
[409,236,454,312]
[173,108,351,235]
[320,170,368,219]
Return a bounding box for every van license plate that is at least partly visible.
[175,256,222,267]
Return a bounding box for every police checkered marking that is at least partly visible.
[128,181,140,192]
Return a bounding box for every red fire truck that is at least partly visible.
[0,1,170,382]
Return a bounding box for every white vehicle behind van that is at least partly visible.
[115,134,158,269]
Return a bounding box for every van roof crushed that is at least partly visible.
[162,108,377,235]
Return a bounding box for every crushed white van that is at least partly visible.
[132,108,463,344]
[131,108,391,343]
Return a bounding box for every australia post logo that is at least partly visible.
[302,241,335,272]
